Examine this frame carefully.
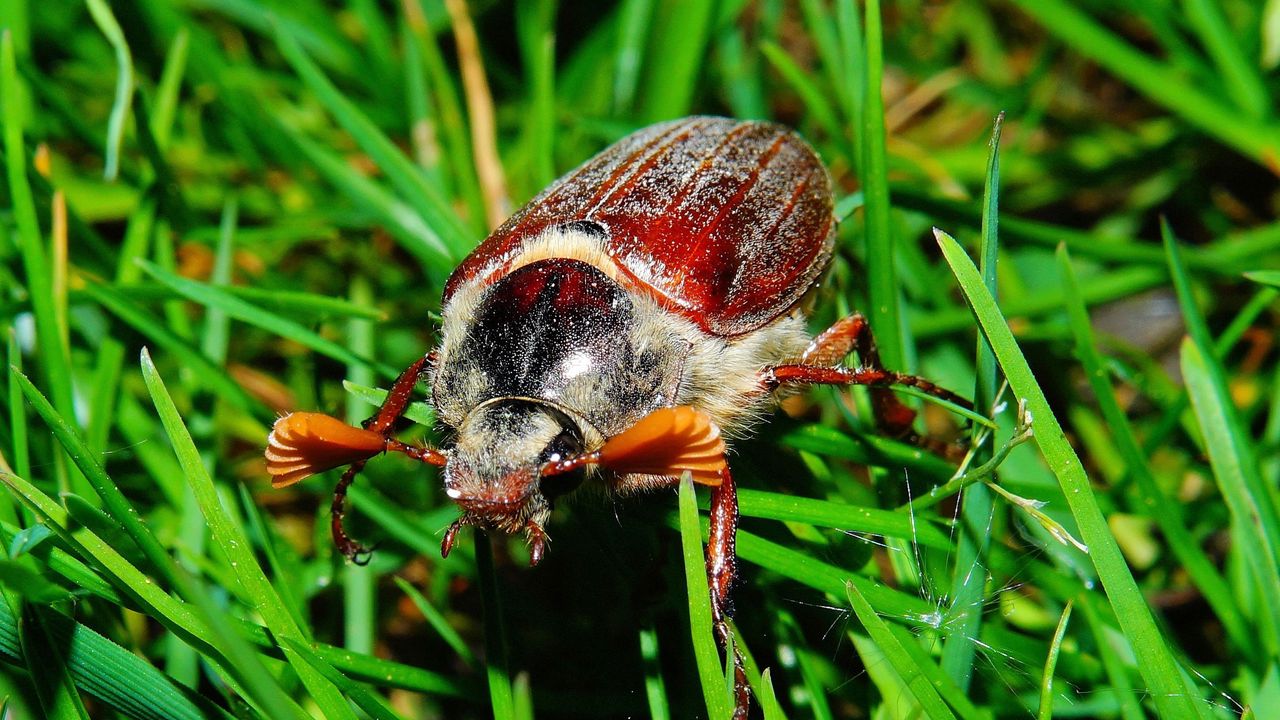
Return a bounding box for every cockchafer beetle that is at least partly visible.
[266,116,969,717]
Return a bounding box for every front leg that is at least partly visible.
[708,468,750,719]
[331,352,444,560]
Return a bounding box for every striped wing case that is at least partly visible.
[444,117,836,337]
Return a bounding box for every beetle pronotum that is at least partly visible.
[266,117,969,717]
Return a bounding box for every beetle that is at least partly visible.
[265,116,968,717]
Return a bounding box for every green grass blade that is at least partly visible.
[12,369,178,586]
[734,489,951,550]
[273,24,470,262]
[0,600,230,720]
[638,625,670,720]
[677,476,731,719]
[15,600,91,719]
[942,114,1002,690]
[1038,601,1073,720]
[475,536,515,720]
[80,282,264,418]
[139,348,359,720]
[860,0,904,371]
[934,227,1208,718]
[344,276,375,655]
[84,0,133,180]
[1182,0,1270,118]
[640,0,715,121]
[3,31,78,461]
[760,41,841,141]
[845,581,957,719]
[516,0,557,191]
[1059,245,1256,660]
[1181,338,1280,657]
[393,577,477,668]
[280,638,404,720]
[6,331,30,488]
[136,260,395,378]
[0,470,304,719]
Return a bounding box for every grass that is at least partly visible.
[1,1,1278,718]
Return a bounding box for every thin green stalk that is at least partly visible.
[84,0,133,180]
[344,276,375,656]
[677,477,731,719]
[1059,246,1257,661]
[941,113,1003,690]
[1038,601,1073,720]
[476,535,515,720]
[860,0,903,372]
[935,228,1209,719]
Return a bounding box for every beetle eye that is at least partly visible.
[540,428,582,464]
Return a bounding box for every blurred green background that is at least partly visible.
[0,0,1278,718]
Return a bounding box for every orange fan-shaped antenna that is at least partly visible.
[266,412,386,488]
[597,406,727,485]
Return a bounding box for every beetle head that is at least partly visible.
[442,397,588,561]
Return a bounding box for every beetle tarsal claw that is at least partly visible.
[441,517,468,559]
[525,521,549,567]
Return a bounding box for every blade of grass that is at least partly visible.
[0,600,231,720]
[280,638,403,720]
[1181,0,1269,119]
[640,0,715,122]
[516,0,556,191]
[136,259,396,378]
[845,581,957,719]
[638,625,670,720]
[475,535,515,720]
[734,489,952,550]
[344,275,375,656]
[1038,601,1073,720]
[0,470,306,720]
[934,227,1209,719]
[1165,225,1280,562]
[1079,599,1144,720]
[12,369,179,587]
[1181,338,1280,657]
[1058,245,1256,661]
[6,332,29,489]
[139,348,360,720]
[287,131,457,282]
[860,0,904,372]
[941,113,1003,691]
[3,31,78,467]
[84,0,133,180]
[611,0,653,112]
[393,577,476,668]
[15,600,91,719]
[677,475,731,719]
[81,282,264,417]
[760,41,841,141]
[401,3,487,234]
[273,25,470,262]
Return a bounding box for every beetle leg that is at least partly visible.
[331,459,373,562]
[708,467,750,718]
[441,517,466,558]
[525,520,549,567]
[765,313,971,439]
[331,352,441,562]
